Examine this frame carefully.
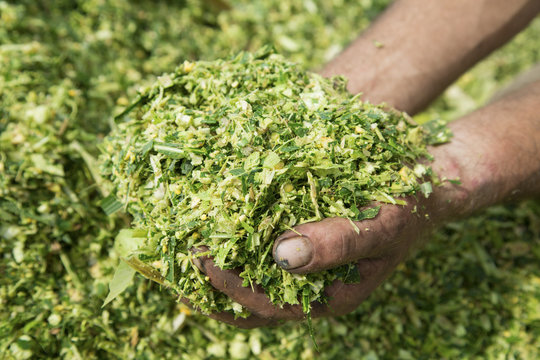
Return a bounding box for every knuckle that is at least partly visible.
[338,222,360,263]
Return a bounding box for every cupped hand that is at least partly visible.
[191,125,464,328]
[194,198,438,329]
[192,79,540,328]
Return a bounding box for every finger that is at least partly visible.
[177,285,276,328]
[315,256,398,317]
[194,251,305,321]
[272,203,415,274]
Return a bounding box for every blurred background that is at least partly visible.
[1,1,539,358]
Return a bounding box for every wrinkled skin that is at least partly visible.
[195,202,429,328]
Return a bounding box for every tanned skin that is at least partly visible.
[192,0,540,327]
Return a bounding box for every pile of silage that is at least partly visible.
[100,49,438,316]
[1,0,539,359]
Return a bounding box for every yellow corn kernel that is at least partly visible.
[399,166,410,182]
[116,96,129,106]
[183,61,195,73]
[318,136,333,148]
[179,305,191,315]
[123,150,133,161]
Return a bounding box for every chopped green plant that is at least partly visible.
[100,49,442,317]
[2,1,539,358]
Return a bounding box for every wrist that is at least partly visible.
[423,91,540,223]
[424,140,474,224]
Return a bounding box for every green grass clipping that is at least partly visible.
[100,48,441,319]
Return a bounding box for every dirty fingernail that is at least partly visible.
[190,247,205,271]
[273,236,313,269]
[192,256,203,271]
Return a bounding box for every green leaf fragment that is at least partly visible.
[244,151,260,170]
[114,229,147,258]
[420,182,433,198]
[303,287,319,352]
[356,205,381,221]
[154,143,185,158]
[100,195,123,215]
[263,151,281,169]
[102,260,136,307]
[423,119,453,145]
[124,257,169,287]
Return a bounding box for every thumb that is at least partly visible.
[272,205,412,274]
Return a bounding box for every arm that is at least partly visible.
[322,0,540,114]
[428,81,540,222]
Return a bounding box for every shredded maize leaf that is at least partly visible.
[100,49,440,316]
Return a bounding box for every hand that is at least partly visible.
[194,80,540,328]
[188,0,540,327]
[195,198,437,328]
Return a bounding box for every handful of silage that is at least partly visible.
[100,50,440,317]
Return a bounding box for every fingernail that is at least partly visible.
[273,236,313,269]
[192,256,203,271]
[190,247,205,272]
